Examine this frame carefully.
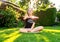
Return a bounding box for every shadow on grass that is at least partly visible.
[0,27,20,31]
[14,30,60,42]
[14,31,49,42]
[14,33,37,42]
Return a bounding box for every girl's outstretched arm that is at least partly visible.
[23,14,28,20]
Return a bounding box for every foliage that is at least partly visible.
[56,12,60,25]
[0,7,24,27]
[37,0,50,11]
[34,7,57,26]
[8,0,16,3]
[18,0,29,10]
[6,0,50,11]
[40,0,50,4]
[0,0,57,27]
[57,12,60,21]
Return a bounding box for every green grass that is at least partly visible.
[0,26,60,42]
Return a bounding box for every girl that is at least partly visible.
[19,8,43,33]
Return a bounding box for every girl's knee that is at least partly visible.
[37,26,44,31]
[40,26,44,29]
[37,26,44,29]
[19,28,24,32]
[19,29,22,32]
[19,29,28,32]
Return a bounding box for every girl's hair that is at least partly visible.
[27,8,33,16]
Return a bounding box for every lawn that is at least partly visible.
[0,26,60,42]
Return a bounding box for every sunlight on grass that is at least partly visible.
[0,27,60,42]
[43,29,60,32]
[50,32,60,37]
[2,31,19,38]
[35,34,50,42]
[0,34,7,38]
[0,30,6,33]
[3,31,22,42]
[51,33,56,35]
[4,34,21,42]
[0,28,18,32]
[0,28,21,42]
[40,35,50,42]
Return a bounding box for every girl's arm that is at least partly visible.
[23,14,28,20]
[31,22,35,29]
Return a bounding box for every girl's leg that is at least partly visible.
[19,28,28,32]
[31,26,44,32]
[19,28,32,33]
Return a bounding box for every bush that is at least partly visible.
[0,7,24,27]
[34,7,57,26]
[57,12,60,21]
[0,14,5,27]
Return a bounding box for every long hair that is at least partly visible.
[27,8,33,16]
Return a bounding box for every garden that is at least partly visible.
[0,0,60,42]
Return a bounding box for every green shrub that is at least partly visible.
[57,12,60,21]
[0,8,24,27]
[0,14,4,27]
[34,7,57,26]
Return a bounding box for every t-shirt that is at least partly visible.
[25,18,34,28]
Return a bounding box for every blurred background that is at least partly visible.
[0,0,60,27]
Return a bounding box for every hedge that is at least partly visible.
[35,7,57,26]
[57,12,60,21]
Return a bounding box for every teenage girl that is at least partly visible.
[19,8,43,33]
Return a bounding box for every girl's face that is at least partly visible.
[27,8,33,16]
